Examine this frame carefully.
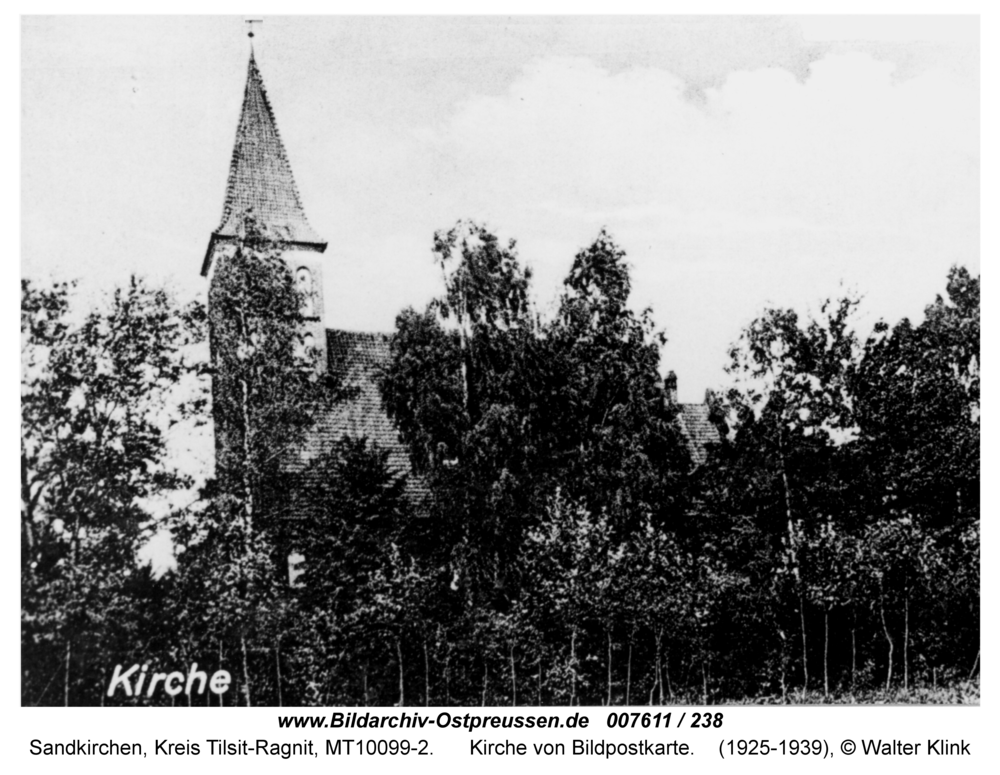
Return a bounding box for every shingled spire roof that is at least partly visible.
[203,53,325,275]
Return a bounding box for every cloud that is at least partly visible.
[412,50,977,400]
[423,51,975,238]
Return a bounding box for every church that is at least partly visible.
[201,52,719,513]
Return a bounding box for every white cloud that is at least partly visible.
[424,51,975,235]
[410,50,977,400]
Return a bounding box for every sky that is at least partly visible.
[22,16,979,405]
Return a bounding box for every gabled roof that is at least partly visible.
[676,403,719,467]
[204,54,324,275]
[284,329,721,521]
[292,330,430,507]
[306,331,719,490]
[318,331,412,477]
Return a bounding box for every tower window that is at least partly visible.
[296,267,315,317]
[295,332,316,364]
[288,551,305,587]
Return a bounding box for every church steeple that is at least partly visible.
[204,47,330,380]
[202,53,326,276]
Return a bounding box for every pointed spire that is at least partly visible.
[204,53,324,274]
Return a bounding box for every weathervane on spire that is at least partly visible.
[245,19,262,40]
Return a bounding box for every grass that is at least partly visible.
[732,678,980,705]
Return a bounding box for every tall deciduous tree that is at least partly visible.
[383,226,691,603]
[710,296,862,693]
[548,229,690,535]
[21,277,205,705]
[208,217,336,528]
[383,221,540,602]
[852,266,979,529]
[173,215,339,705]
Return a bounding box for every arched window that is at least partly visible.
[287,551,305,587]
[297,267,315,317]
[295,332,315,364]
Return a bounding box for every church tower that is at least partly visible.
[203,51,329,493]
[202,52,328,372]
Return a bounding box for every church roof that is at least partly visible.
[205,53,324,274]
[281,328,720,524]
[676,403,719,467]
[307,330,719,486]
[294,330,430,506]
[320,330,411,474]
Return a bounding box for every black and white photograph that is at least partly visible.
[20,15,979,708]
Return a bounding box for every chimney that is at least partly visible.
[664,371,678,404]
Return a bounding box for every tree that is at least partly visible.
[616,521,688,704]
[343,544,434,707]
[698,269,979,699]
[521,492,608,705]
[710,296,862,694]
[852,266,979,530]
[384,226,691,603]
[798,517,856,697]
[172,214,340,706]
[382,221,540,602]
[21,276,205,705]
[281,438,416,705]
[207,216,337,528]
[547,230,690,536]
[431,220,533,426]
